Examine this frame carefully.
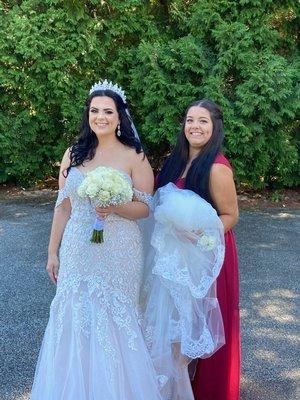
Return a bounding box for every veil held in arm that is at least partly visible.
[139,183,225,395]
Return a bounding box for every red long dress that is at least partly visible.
[175,153,241,400]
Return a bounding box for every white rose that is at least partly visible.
[98,190,111,202]
[199,235,216,251]
[86,183,99,197]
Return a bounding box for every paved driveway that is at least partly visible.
[0,199,299,400]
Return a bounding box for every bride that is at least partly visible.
[30,80,162,400]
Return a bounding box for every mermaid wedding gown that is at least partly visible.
[30,167,162,400]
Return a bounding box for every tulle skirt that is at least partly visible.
[30,283,162,400]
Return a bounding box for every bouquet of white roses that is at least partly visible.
[78,166,133,243]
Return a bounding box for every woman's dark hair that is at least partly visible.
[156,99,224,205]
[67,89,143,173]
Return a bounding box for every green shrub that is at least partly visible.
[0,0,298,188]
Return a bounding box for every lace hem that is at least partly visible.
[152,238,225,298]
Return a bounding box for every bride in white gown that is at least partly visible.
[30,81,162,400]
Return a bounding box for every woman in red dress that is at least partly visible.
[156,99,240,400]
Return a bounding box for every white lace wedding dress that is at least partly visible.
[30,167,162,400]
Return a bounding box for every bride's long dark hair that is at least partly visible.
[67,89,143,172]
[156,99,224,205]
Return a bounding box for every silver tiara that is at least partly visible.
[89,79,126,103]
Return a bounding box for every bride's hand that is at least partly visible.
[46,254,60,284]
[96,205,118,219]
[95,203,128,219]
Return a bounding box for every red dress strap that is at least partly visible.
[214,153,232,170]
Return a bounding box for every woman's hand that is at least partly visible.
[172,342,190,367]
[177,229,203,245]
[95,204,127,219]
[46,254,60,284]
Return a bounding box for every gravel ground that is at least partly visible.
[0,199,299,400]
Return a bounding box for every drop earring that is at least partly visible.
[117,124,121,137]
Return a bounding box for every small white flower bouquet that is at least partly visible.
[78,166,133,243]
[196,234,217,251]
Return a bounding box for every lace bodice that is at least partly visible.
[56,167,153,211]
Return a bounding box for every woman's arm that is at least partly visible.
[209,163,239,233]
[114,152,154,220]
[46,149,72,283]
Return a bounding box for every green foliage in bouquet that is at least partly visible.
[0,0,298,188]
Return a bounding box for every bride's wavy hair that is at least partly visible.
[157,99,224,205]
[68,89,143,172]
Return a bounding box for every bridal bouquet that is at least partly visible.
[78,166,133,243]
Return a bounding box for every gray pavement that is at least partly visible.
[0,199,299,400]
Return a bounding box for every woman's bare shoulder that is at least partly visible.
[61,148,72,170]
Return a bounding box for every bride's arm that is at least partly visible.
[46,149,72,284]
[104,152,154,220]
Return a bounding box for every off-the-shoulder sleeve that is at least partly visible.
[55,184,70,208]
[133,188,154,211]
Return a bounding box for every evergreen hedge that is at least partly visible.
[0,0,299,188]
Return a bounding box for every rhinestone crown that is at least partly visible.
[89,79,126,102]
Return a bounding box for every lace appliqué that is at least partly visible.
[55,186,70,208]
[50,277,139,360]
[133,188,154,210]
[55,170,77,208]
[152,234,225,299]
[170,284,218,358]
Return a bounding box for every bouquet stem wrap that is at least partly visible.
[91,216,105,243]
